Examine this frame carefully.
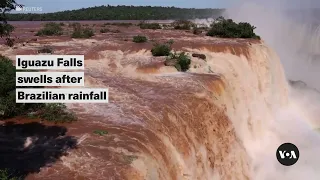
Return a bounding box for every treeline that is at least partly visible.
[7,5,225,21]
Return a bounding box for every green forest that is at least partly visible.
[7,5,225,21]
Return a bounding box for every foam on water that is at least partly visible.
[221,1,320,179]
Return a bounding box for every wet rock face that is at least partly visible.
[192,53,206,60]
[289,80,307,88]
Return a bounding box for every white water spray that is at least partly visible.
[222,1,320,179]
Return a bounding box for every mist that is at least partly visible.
[224,0,320,91]
[220,1,320,179]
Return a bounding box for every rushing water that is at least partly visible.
[2,4,320,179]
[224,2,320,180]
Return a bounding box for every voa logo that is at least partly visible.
[278,150,297,159]
[276,143,299,166]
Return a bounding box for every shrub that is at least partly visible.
[207,16,260,39]
[0,20,15,47]
[0,56,15,92]
[93,130,108,136]
[111,22,132,27]
[35,22,63,36]
[172,20,196,30]
[100,29,120,33]
[59,22,65,26]
[139,22,161,30]
[0,56,20,118]
[100,28,110,33]
[162,24,171,29]
[71,26,94,38]
[132,35,147,43]
[0,56,75,122]
[167,39,174,45]
[38,103,76,123]
[151,43,172,56]
[4,38,14,47]
[69,22,81,28]
[165,52,191,72]
[82,28,94,37]
[110,29,120,33]
[0,56,43,118]
[176,52,191,72]
[38,46,53,54]
[193,28,202,35]
[0,169,19,180]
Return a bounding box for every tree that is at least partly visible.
[6,6,225,21]
[0,55,75,122]
[0,0,23,46]
[0,55,20,117]
[0,55,44,118]
[206,16,260,39]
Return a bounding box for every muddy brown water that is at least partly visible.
[0,22,257,180]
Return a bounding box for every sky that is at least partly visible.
[12,0,229,13]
